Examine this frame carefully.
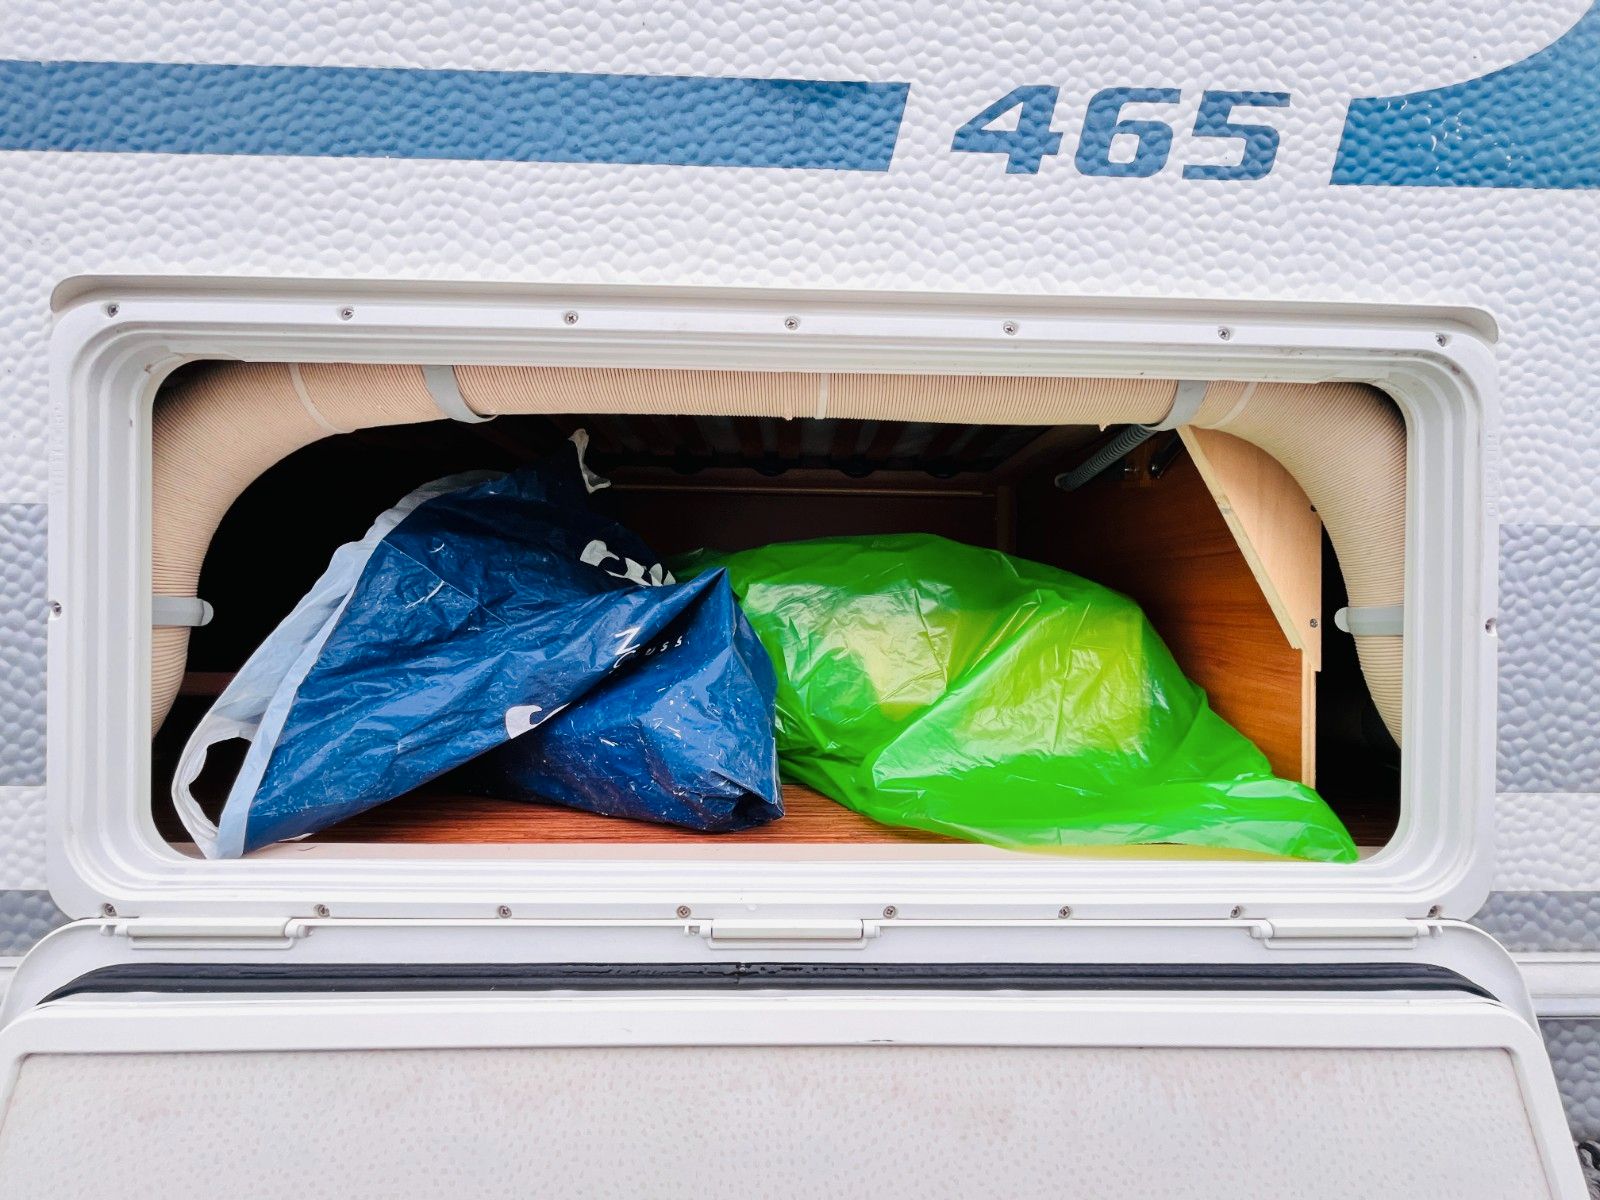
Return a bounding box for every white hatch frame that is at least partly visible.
[0,915,1541,1028]
[46,279,1498,924]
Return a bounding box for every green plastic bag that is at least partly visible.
[676,534,1356,863]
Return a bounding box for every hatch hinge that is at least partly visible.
[1249,918,1435,950]
[107,917,309,950]
[691,918,880,949]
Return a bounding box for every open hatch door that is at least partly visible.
[0,916,1585,1198]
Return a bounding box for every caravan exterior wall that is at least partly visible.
[0,0,1598,1172]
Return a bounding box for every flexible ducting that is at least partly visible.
[150,366,1405,742]
[1193,381,1406,740]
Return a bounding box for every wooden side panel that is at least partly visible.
[597,470,1002,557]
[1181,427,1323,668]
[1017,442,1313,785]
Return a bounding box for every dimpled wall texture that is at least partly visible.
[1498,525,1600,797]
[1481,519,1600,952]
[0,506,45,787]
[0,2,1599,968]
[0,890,63,957]
[1542,1020,1600,1143]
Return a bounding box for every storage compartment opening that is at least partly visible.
[149,362,1402,858]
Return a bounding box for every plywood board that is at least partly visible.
[313,782,957,844]
[301,782,1353,854]
[1180,427,1323,669]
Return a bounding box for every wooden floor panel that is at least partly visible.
[312,782,957,844]
[308,782,1392,848]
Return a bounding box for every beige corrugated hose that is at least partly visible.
[150,367,1404,743]
[150,364,445,726]
[1194,381,1406,740]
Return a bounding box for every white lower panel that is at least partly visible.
[0,992,1580,1199]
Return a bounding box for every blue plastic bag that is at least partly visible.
[174,434,781,857]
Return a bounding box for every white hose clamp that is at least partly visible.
[152,596,214,627]
[1334,605,1404,636]
[1143,379,1209,431]
[422,365,494,424]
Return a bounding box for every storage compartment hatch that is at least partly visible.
[48,286,1496,922]
[152,382,1399,856]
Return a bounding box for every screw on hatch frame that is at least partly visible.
[676,905,692,918]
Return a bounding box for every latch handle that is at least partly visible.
[109,917,308,949]
[694,918,878,948]
[1249,918,1426,949]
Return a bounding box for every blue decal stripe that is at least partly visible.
[0,59,909,171]
[1333,2,1600,189]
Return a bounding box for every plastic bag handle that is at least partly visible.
[171,713,257,858]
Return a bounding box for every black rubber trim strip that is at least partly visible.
[43,961,1492,1002]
